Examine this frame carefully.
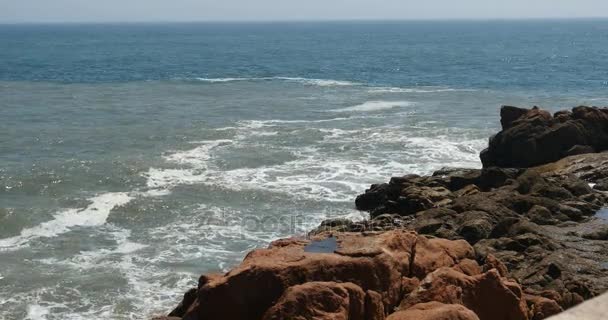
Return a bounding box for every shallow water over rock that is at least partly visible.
[596,208,608,221]
[304,237,338,253]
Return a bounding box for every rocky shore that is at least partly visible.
[158,106,608,320]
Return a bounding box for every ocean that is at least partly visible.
[1,20,608,319]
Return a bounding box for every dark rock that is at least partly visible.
[565,145,595,157]
[581,227,608,240]
[478,167,522,190]
[482,106,608,168]
[527,205,557,225]
[168,288,197,317]
[594,178,608,191]
[500,105,530,130]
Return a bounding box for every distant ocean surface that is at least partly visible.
[1,20,608,319]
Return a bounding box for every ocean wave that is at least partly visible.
[141,121,486,203]
[368,87,476,93]
[193,76,359,87]
[0,192,133,250]
[330,100,414,112]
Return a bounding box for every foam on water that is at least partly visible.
[368,87,474,93]
[142,118,485,204]
[0,192,133,250]
[331,100,414,112]
[193,76,359,87]
[26,304,50,320]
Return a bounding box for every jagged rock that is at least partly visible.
[525,294,563,320]
[400,268,529,320]
[168,288,197,317]
[481,106,608,168]
[387,302,479,320]
[261,282,385,320]
[180,231,475,320]
[581,227,608,240]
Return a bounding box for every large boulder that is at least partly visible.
[481,106,608,168]
[262,282,385,320]
[400,268,529,320]
[180,230,476,320]
[387,302,480,320]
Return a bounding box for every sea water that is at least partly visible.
[1,20,608,319]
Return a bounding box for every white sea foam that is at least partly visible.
[25,304,50,320]
[368,86,476,93]
[141,122,486,203]
[0,192,133,250]
[194,76,359,87]
[331,100,414,112]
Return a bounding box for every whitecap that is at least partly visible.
[25,304,50,320]
[368,87,475,93]
[193,76,359,87]
[331,100,414,112]
[0,192,133,250]
[194,77,254,83]
[272,77,359,87]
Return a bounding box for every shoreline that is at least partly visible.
[162,105,608,319]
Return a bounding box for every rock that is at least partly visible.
[411,237,475,278]
[482,254,509,277]
[261,282,384,320]
[525,294,563,320]
[527,205,558,225]
[453,184,481,197]
[180,231,475,320]
[501,105,531,130]
[594,178,608,191]
[565,145,595,157]
[310,218,354,234]
[168,288,197,317]
[581,227,608,240]
[387,302,479,320]
[400,268,529,320]
[458,217,493,244]
[481,106,608,168]
[478,167,522,190]
[355,183,397,211]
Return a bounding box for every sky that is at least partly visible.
[1,0,608,23]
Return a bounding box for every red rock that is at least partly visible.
[482,254,509,277]
[181,231,476,320]
[453,259,482,276]
[387,302,479,320]
[524,294,563,320]
[411,236,475,278]
[261,281,384,320]
[400,268,529,320]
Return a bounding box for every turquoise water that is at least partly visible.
[1,20,608,319]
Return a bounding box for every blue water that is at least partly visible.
[1,20,608,319]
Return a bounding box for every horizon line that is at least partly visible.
[2,16,608,25]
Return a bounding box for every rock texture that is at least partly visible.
[347,156,608,308]
[165,230,532,320]
[481,106,608,168]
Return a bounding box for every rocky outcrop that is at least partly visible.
[165,230,532,320]
[162,106,608,320]
[346,156,608,308]
[387,302,480,320]
[480,106,608,168]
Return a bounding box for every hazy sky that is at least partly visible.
[1,0,608,23]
